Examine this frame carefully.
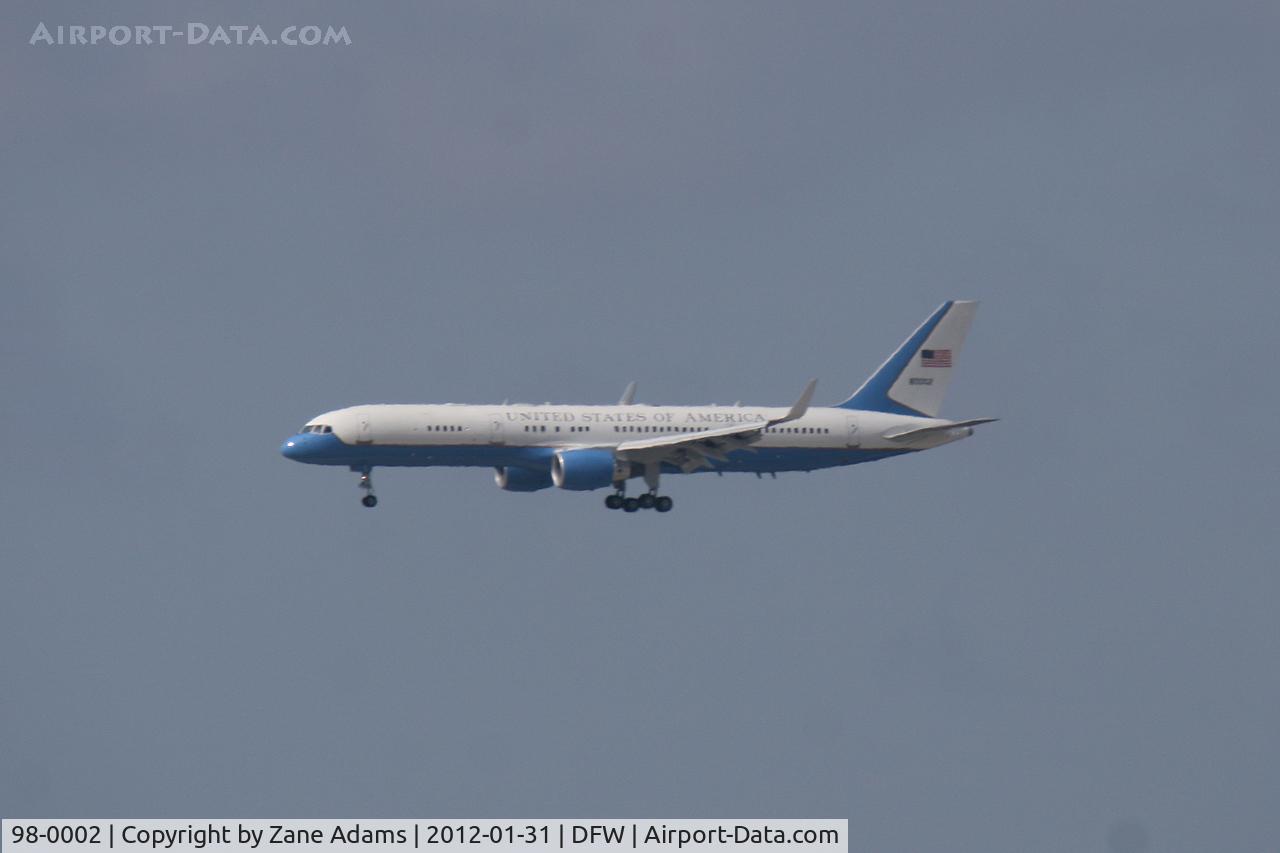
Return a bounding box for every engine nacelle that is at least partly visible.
[551,448,629,491]
[494,465,553,492]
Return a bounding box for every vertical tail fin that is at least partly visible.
[837,300,978,417]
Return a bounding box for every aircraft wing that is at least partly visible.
[615,379,816,472]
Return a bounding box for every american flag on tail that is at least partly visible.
[921,348,952,368]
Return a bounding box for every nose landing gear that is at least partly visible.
[357,468,378,508]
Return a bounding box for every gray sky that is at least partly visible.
[3,2,1278,851]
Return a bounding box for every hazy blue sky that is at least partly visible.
[3,3,1278,851]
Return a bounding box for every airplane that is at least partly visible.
[280,300,995,512]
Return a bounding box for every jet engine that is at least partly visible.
[551,449,629,491]
[493,466,554,492]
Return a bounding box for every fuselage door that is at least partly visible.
[489,419,505,445]
[846,415,861,448]
[357,411,373,444]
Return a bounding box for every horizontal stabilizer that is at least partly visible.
[883,417,998,441]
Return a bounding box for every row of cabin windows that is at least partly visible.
[615,425,710,433]
[296,423,835,438]
[609,425,829,435]
[404,422,829,435]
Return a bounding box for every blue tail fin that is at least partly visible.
[837,301,978,417]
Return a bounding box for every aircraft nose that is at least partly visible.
[281,437,306,460]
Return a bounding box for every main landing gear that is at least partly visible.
[604,484,674,514]
[357,467,378,508]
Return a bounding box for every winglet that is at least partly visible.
[618,381,637,405]
[780,378,818,423]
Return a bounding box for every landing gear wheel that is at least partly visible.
[638,493,656,509]
[604,494,624,510]
[622,497,641,512]
[356,467,377,508]
[654,496,673,513]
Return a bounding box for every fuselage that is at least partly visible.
[279,402,972,475]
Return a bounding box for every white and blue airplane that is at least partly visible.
[281,300,994,512]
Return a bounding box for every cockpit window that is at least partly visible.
[300,424,333,434]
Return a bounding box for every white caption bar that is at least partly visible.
[3,822,845,853]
